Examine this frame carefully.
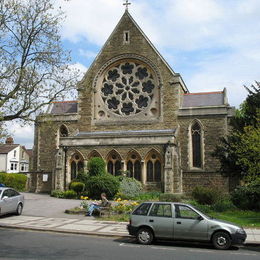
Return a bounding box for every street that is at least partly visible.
[0,228,259,260]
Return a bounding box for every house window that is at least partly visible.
[14,150,16,158]
[21,164,25,171]
[191,122,202,168]
[22,151,25,159]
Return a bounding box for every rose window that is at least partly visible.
[100,61,156,116]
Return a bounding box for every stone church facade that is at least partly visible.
[33,10,234,194]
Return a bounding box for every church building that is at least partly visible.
[33,8,234,194]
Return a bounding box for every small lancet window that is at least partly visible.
[191,122,202,168]
[123,31,130,44]
[60,125,68,137]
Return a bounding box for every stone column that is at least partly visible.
[54,148,65,191]
[141,160,146,185]
[164,144,174,193]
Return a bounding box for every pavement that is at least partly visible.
[0,192,259,245]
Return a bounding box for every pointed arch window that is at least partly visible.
[146,151,162,182]
[126,152,142,181]
[60,125,68,137]
[70,153,84,180]
[107,151,122,176]
[191,122,202,168]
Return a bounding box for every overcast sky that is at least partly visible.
[10,0,260,148]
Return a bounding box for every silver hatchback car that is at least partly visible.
[127,202,247,250]
[0,187,24,216]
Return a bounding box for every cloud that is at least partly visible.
[55,0,260,108]
[7,121,34,149]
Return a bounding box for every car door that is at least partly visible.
[0,189,13,214]
[173,204,208,241]
[8,189,19,213]
[147,203,174,238]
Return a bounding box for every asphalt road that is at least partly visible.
[0,228,259,260]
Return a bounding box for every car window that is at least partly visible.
[132,203,152,216]
[9,189,18,197]
[175,205,200,219]
[2,189,11,198]
[149,203,172,218]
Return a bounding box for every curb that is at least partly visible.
[0,223,130,238]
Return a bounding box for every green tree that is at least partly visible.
[87,157,106,176]
[0,0,79,123]
[213,82,260,183]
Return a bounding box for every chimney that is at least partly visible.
[5,137,14,145]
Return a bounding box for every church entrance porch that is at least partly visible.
[56,129,182,193]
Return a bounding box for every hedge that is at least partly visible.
[0,172,27,191]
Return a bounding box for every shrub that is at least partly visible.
[159,193,183,202]
[0,172,27,191]
[70,182,85,195]
[231,184,260,210]
[63,190,77,199]
[191,186,221,205]
[73,172,89,185]
[51,190,65,198]
[87,157,106,176]
[211,198,236,212]
[86,174,120,199]
[134,191,161,201]
[116,177,142,200]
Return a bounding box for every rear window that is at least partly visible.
[132,203,152,216]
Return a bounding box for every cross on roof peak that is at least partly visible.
[123,0,131,11]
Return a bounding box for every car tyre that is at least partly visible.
[212,231,231,250]
[16,203,23,216]
[136,228,154,245]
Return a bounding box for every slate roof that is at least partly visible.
[182,91,225,107]
[0,144,19,154]
[49,101,78,114]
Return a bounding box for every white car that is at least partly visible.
[0,187,24,216]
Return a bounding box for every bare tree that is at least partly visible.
[0,0,79,122]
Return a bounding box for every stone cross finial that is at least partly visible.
[123,0,131,11]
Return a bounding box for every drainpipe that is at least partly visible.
[63,146,68,191]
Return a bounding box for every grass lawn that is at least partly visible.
[210,210,260,228]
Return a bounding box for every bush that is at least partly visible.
[134,191,161,201]
[0,172,27,191]
[116,177,142,200]
[86,174,120,199]
[63,190,77,199]
[51,190,65,198]
[87,157,106,176]
[73,172,89,185]
[231,184,260,210]
[70,182,85,195]
[211,198,236,212]
[159,193,183,202]
[191,186,221,205]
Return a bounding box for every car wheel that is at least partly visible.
[16,203,23,216]
[212,231,231,250]
[136,228,154,245]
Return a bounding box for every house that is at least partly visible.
[0,137,30,173]
[33,8,234,193]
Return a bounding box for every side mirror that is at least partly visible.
[2,196,8,200]
[197,215,204,221]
